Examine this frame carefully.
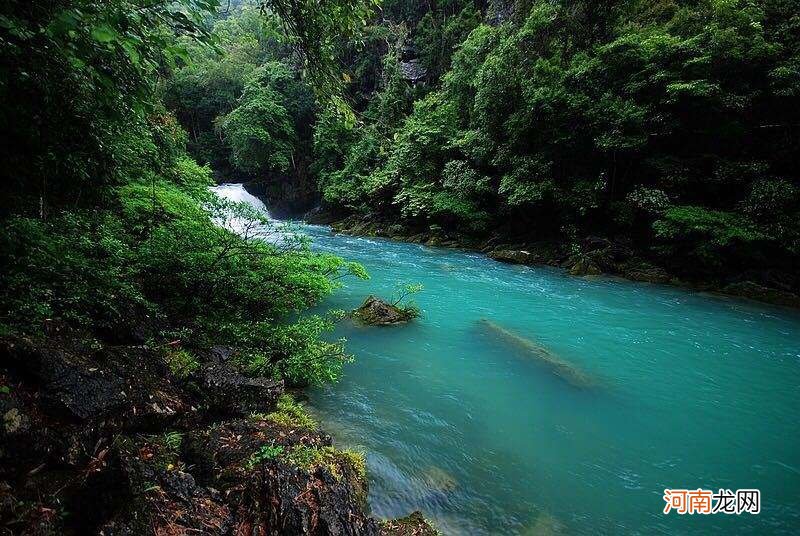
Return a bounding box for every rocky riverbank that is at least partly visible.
[316,213,800,309]
[0,324,438,535]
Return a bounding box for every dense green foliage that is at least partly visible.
[4,0,800,395]
[313,0,800,283]
[0,0,375,386]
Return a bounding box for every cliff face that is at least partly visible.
[242,141,319,219]
[0,328,436,535]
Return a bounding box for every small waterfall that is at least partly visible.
[210,183,298,247]
[211,183,272,217]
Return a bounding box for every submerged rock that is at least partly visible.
[352,296,415,326]
[422,465,458,492]
[523,511,566,535]
[476,319,594,389]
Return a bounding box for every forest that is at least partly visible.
[1,0,799,534]
[166,0,800,300]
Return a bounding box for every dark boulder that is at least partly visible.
[1,337,126,420]
[0,334,438,536]
[101,434,234,535]
[624,264,673,284]
[567,255,602,276]
[202,356,284,416]
[386,224,408,239]
[183,419,379,535]
[564,236,636,276]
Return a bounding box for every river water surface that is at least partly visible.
[214,184,800,535]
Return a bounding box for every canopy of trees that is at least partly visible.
[311,0,800,283]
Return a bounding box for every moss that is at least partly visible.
[280,445,366,481]
[380,511,440,535]
[164,349,199,379]
[252,394,317,430]
[338,448,367,480]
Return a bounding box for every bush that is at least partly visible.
[0,147,367,387]
[312,0,800,281]
[241,316,354,386]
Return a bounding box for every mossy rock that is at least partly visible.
[352,296,416,326]
[380,511,440,535]
[568,256,602,276]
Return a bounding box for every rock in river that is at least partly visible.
[352,296,415,326]
[489,249,537,265]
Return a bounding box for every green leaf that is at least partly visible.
[166,45,190,65]
[91,23,118,43]
[68,56,86,69]
[121,41,140,65]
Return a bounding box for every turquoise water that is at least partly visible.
[214,184,800,535]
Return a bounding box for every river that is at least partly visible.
[213,183,800,535]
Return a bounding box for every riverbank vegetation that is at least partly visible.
[312,0,800,298]
[155,0,800,301]
[0,0,371,386]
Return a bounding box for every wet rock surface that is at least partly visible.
[0,334,432,535]
[202,350,284,416]
[488,249,540,265]
[722,280,800,307]
[379,511,439,536]
[352,296,414,326]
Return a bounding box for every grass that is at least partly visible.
[245,441,367,482]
